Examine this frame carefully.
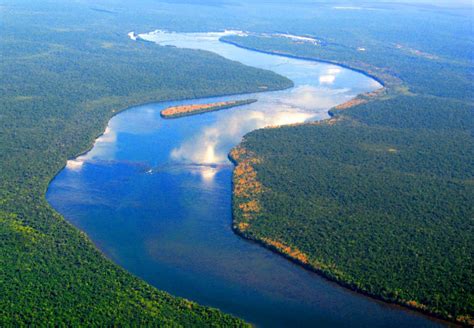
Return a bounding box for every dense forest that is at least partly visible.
[2,0,473,325]
[0,1,291,325]
[226,8,473,325]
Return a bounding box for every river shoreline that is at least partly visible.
[47,31,450,327]
[219,38,388,89]
[220,40,464,327]
[45,85,292,198]
[229,147,457,327]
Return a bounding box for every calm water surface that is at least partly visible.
[47,31,445,327]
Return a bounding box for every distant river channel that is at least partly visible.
[47,30,446,327]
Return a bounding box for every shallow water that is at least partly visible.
[47,31,445,327]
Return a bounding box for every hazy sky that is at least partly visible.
[296,0,473,8]
[370,0,472,6]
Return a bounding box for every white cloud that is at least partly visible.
[66,158,85,171]
[127,32,137,41]
[170,108,314,166]
[95,126,116,144]
[319,75,336,84]
[274,33,320,45]
[327,67,342,75]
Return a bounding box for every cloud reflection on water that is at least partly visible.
[171,109,314,165]
[66,126,117,170]
[170,83,350,170]
[67,29,380,182]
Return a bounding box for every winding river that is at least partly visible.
[47,31,445,327]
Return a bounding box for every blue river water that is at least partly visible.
[47,31,446,327]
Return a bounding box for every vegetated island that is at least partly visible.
[160,99,257,118]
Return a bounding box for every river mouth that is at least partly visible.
[46,31,444,327]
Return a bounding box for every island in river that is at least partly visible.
[161,99,257,118]
[48,30,451,328]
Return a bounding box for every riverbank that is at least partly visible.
[1,9,296,323]
[226,38,472,326]
[48,29,438,327]
[229,143,460,326]
[219,38,391,90]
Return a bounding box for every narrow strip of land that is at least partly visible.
[160,99,257,118]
